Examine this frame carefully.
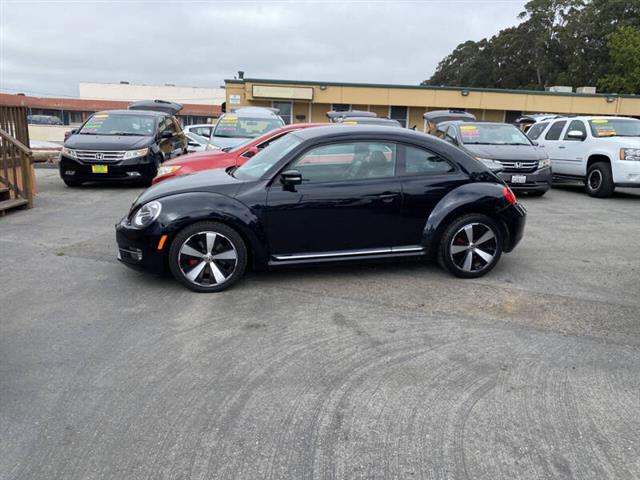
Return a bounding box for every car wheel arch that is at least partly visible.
[420,184,510,256]
[586,153,611,171]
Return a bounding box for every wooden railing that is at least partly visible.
[0,105,34,212]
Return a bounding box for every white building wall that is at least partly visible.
[79,82,225,106]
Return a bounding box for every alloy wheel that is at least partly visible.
[178,231,238,287]
[449,222,498,273]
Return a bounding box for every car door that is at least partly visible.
[557,119,589,176]
[264,140,402,255]
[395,143,469,245]
[539,120,568,173]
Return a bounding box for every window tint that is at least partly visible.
[291,142,397,183]
[331,103,351,112]
[403,145,454,175]
[526,122,549,140]
[564,120,587,140]
[389,106,408,128]
[545,120,567,140]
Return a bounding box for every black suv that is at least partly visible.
[59,100,188,186]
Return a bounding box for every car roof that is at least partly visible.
[290,124,428,141]
[93,109,166,117]
[225,107,280,118]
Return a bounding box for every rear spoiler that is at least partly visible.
[128,99,183,115]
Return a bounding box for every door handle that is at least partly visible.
[558,146,566,149]
[378,193,398,202]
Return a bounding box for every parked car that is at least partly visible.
[530,116,640,197]
[153,123,324,184]
[28,114,63,125]
[183,123,215,139]
[435,121,552,196]
[424,110,476,134]
[326,110,377,122]
[116,126,526,292]
[59,102,188,186]
[185,132,210,152]
[209,107,284,150]
[341,117,403,127]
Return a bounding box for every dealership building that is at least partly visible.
[224,77,640,128]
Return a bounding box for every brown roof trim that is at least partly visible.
[0,93,221,117]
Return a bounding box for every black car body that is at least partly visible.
[116,126,526,292]
[434,121,552,195]
[59,109,188,186]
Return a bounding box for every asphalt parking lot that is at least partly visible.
[2,169,640,480]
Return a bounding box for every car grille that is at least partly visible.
[499,160,539,173]
[75,150,126,163]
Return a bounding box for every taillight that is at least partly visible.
[503,186,517,205]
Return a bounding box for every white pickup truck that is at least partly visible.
[527,116,640,197]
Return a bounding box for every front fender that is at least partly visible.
[421,182,510,255]
[157,192,269,268]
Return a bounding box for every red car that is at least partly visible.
[153,123,325,184]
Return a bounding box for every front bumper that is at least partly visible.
[612,161,640,186]
[498,166,552,193]
[59,154,157,183]
[115,217,167,273]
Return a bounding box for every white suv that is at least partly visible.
[528,116,640,197]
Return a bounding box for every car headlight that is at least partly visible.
[132,201,162,228]
[620,148,640,161]
[157,165,182,176]
[123,148,150,160]
[62,147,77,159]
[205,143,221,151]
[538,158,551,168]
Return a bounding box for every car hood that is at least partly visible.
[65,134,153,150]
[135,167,243,206]
[462,144,547,161]
[210,136,250,149]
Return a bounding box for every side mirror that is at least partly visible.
[160,130,173,139]
[243,146,259,158]
[531,140,539,146]
[280,169,303,186]
[567,130,586,140]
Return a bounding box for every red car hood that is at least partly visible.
[162,150,237,169]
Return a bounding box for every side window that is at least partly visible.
[157,117,167,134]
[291,141,397,183]
[563,120,587,140]
[545,120,567,141]
[402,145,455,176]
[526,122,548,140]
[444,126,458,144]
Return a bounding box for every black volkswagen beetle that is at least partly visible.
[116,126,526,292]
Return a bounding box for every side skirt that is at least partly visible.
[268,246,426,266]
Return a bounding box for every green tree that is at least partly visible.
[598,25,640,93]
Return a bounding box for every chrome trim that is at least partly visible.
[272,245,424,261]
[74,149,127,163]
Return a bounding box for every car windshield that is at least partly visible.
[588,119,640,138]
[233,133,301,181]
[213,115,283,139]
[78,113,156,136]
[459,124,531,145]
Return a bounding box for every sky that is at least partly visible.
[0,0,527,99]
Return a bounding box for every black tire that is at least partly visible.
[585,162,615,198]
[168,221,248,292]
[62,178,82,187]
[437,214,503,278]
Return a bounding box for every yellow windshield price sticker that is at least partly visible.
[343,121,358,125]
[93,114,109,118]
[592,119,608,123]
[460,125,477,130]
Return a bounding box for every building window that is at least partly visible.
[273,101,292,124]
[389,106,408,128]
[331,103,351,112]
